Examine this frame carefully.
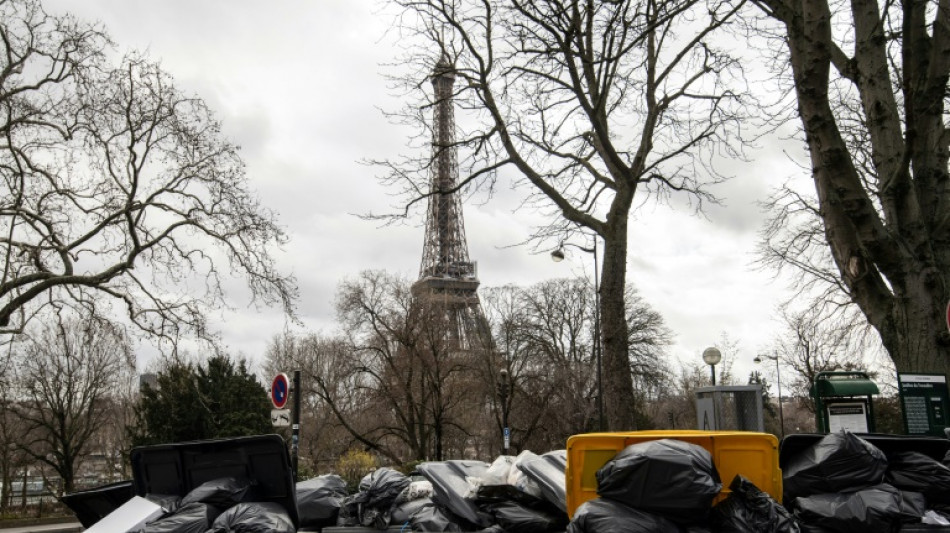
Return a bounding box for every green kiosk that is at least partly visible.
[813,371,879,433]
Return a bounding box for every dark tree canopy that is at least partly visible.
[130,354,272,446]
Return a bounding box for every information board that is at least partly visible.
[827,402,869,433]
[898,373,950,437]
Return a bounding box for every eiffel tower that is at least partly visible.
[411,58,490,351]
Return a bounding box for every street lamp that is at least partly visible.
[702,347,722,386]
[498,368,511,455]
[754,353,785,439]
[552,238,604,431]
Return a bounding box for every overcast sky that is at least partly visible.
[42,0,809,380]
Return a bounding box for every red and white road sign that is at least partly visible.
[271,373,290,409]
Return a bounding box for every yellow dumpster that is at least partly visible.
[565,430,781,518]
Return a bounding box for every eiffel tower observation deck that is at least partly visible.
[411,58,489,350]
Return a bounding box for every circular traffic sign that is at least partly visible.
[271,373,290,409]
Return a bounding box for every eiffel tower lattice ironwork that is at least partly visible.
[411,59,490,351]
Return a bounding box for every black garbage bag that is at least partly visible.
[792,484,906,533]
[514,450,568,513]
[783,432,887,502]
[207,501,295,533]
[408,501,469,532]
[359,467,411,509]
[140,502,220,533]
[595,438,721,524]
[296,474,348,529]
[899,491,926,523]
[417,460,494,529]
[485,500,568,533]
[392,497,434,525]
[566,497,682,533]
[358,467,412,527]
[336,493,361,526]
[886,452,950,504]
[179,477,250,508]
[144,493,182,514]
[710,475,800,533]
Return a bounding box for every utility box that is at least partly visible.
[812,371,879,433]
[695,385,764,432]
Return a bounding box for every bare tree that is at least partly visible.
[752,0,950,373]
[265,331,358,473]
[312,270,481,463]
[0,0,295,345]
[9,312,135,493]
[385,0,748,429]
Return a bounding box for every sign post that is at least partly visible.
[898,373,950,437]
[291,370,301,482]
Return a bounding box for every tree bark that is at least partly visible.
[601,213,637,430]
[756,0,950,374]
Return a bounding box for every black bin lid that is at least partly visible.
[130,434,298,528]
[60,480,135,528]
[779,433,950,469]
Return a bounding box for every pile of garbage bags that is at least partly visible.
[568,438,754,533]
[296,450,569,533]
[121,433,950,532]
[567,433,950,533]
[783,432,950,532]
[139,476,296,533]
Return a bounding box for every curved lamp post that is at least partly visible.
[552,239,603,431]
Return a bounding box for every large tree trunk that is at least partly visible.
[601,217,636,431]
[761,0,950,374]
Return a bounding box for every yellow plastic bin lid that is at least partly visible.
[565,430,781,518]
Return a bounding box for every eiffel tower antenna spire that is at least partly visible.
[412,57,489,350]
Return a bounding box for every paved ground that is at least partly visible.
[0,522,81,533]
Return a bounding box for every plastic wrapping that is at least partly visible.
[391,497,434,525]
[485,500,567,533]
[336,494,361,527]
[484,456,516,485]
[408,501,467,532]
[207,501,295,533]
[417,460,494,528]
[783,432,887,502]
[711,475,800,533]
[358,468,411,509]
[566,497,682,533]
[296,474,348,529]
[140,502,220,533]
[145,494,182,514]
[886,451,950,504]
[792,484,909,533]
[396,480,434,504]
[179,477,250,508]
[338,467,412,528]
[515,450,568,512]
[595,438,721,524]
[510,451,545,499]
[899,491,927,522]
